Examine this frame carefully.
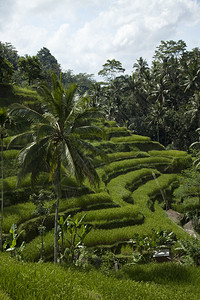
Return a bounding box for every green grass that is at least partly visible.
[74,205,143,223]
[0,289,11,300]
[107,168,160,206]
[3,149,20,159]
[172,197,200,213]
[105,126,131,139]
[149,150,188,157]
[25,202,189,253]
[98,156,172,183]
[0,253,199,299]
[84,204,191,247]
[106,151,150,163]
[59,192,114,212]
[1,111,198,299]
[0,173,50,192]
[3,192,113,233]
[3,202,35,232]
[110,135,151,142]
[132,173,178,211]
[0,84,42,107]
[117,263,200,294]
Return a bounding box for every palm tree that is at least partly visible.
[9,73,104,263]
[185,92,200,128]
[133,57,149,79]
[147,100,167,143]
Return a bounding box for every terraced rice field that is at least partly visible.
[1,121,194,260]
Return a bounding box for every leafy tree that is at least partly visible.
[30,190,55,260]
[174,168,200,205]
[62,71,95,95]
[133,57,150,81]
[18,55,42,85]
[37,47,61,77]
[73,72,95,95]
[0,42,19,70]
[147,100,167,143]
[154,40,187,61]
[185,92,200,129]
[0,56,14,83]
[98,59,125,81]
[9,73,104,263]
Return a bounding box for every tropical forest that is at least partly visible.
[0,39,200,299]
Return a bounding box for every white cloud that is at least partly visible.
[0,0,200,77]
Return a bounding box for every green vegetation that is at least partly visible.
[0,253,199,299]
[1,39,200,299]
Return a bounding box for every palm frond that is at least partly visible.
[9,104,45,124]
[69,136,107,161]
[66,142,99,187]
[43,112,58,125]
[73,107,105,124]
[190,141,200,148]
[8,131,34,148]
[36,123,56,141]
[62,83,78,123]
[17,137,50,185]
[61,142,75,175]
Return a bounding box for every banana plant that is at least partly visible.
[59,214,92,263]
[3,223,25,257]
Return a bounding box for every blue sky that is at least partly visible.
[0,0,200,77]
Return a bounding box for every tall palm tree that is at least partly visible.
[185,92,200,129]
[9,73,104,263]
[147,100,167,143]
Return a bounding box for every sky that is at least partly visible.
[0,0,200,78]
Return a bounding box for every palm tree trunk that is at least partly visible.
[0,135,3,251]
[54,154,61,263]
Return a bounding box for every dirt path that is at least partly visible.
[166,209,200,240]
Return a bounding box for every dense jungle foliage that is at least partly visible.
[1,39,200,150]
